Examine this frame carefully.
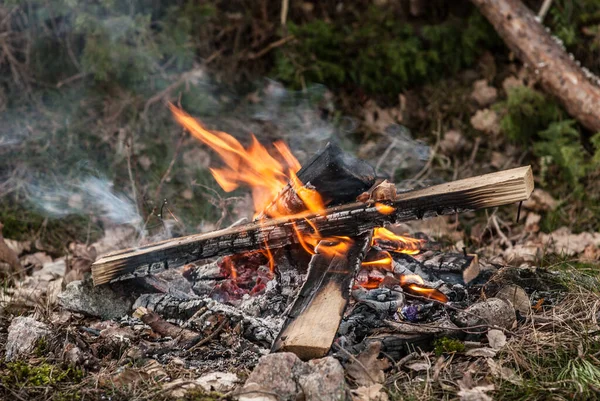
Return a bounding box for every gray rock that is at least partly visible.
[6,316,50,361]
[239,353,349,401]
[301,357,348,401]
[58,279,134,319]
[454,298,515,332]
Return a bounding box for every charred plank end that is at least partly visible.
[270,233,371,360]
[92,166,533,285]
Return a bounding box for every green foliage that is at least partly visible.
[3,0,215,89]
[496,86,563,143]
[534,120,589,191]
[272,8,500,94]
[433,337,465,356]
[496,86,600,195]
[3,361,84,387]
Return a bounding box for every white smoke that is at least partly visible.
[29,176,142,227]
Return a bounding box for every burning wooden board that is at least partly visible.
[92,166,533,285]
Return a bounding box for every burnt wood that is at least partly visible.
[92,166,534,285]
[271,234,371,360]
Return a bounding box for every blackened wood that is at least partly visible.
[470,0,600,132]
[256,143,376,218]
[92,166,533,285]
[271,233,371,360]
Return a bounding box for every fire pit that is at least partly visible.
[91,105,533,361]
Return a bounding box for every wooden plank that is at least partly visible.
[270,234,371,360]
[92,166,533,285]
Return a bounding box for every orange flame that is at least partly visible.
[170,104,303,216]
[316,236,354,258]
[372,227,424,255]
[405,283,449,303]
[170,104,346,269]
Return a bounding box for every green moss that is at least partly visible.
[3,361,84,387]
[495,86,563,143]
[433,337,465,356]
[272,7,500,94]
[181,388,228,400]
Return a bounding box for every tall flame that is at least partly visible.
[170,104,303,215]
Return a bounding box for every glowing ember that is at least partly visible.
[375,203,395,215]
[372,227,424,255]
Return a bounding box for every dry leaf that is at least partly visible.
[487,359,522,385]
[522,189,557,212]
[458,372,495,401]
[465,348,497,358]
[524,212,541,233]
[352,384,389,401]
[471,80,498,106]
[495,285,530,315]
[439,130,467,154]
[0,222,24,278]
[197,372,239,392]
[458,385,495,401]
[346,341,390,386]
[363,100,403,134]
[405,361,431,372]
[541,227,600,256]
[470,109,500,135]
[487,329,507,350]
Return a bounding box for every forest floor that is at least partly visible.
[1,1,600,400]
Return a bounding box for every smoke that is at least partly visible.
[29,176,142,227]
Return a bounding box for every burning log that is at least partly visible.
[271,234,371,360]
[92,166,533,285]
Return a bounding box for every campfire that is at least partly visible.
[92,105,533,360]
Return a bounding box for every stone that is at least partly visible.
[58,279,135,319]
[197,372,239,393]
[239,353,348,401]
[5,316,50,361]
[301,357,348,400]
[454,298,515,332]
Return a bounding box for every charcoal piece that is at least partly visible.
[182,260,225,281]
[256,143,377,219]
[296,142,377,206]
[365,334,433,360]
[351,287,405,313]
[133,293,206,320]
[418,252,475,273]
[392,253,431,280]
[338,304,388,344]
